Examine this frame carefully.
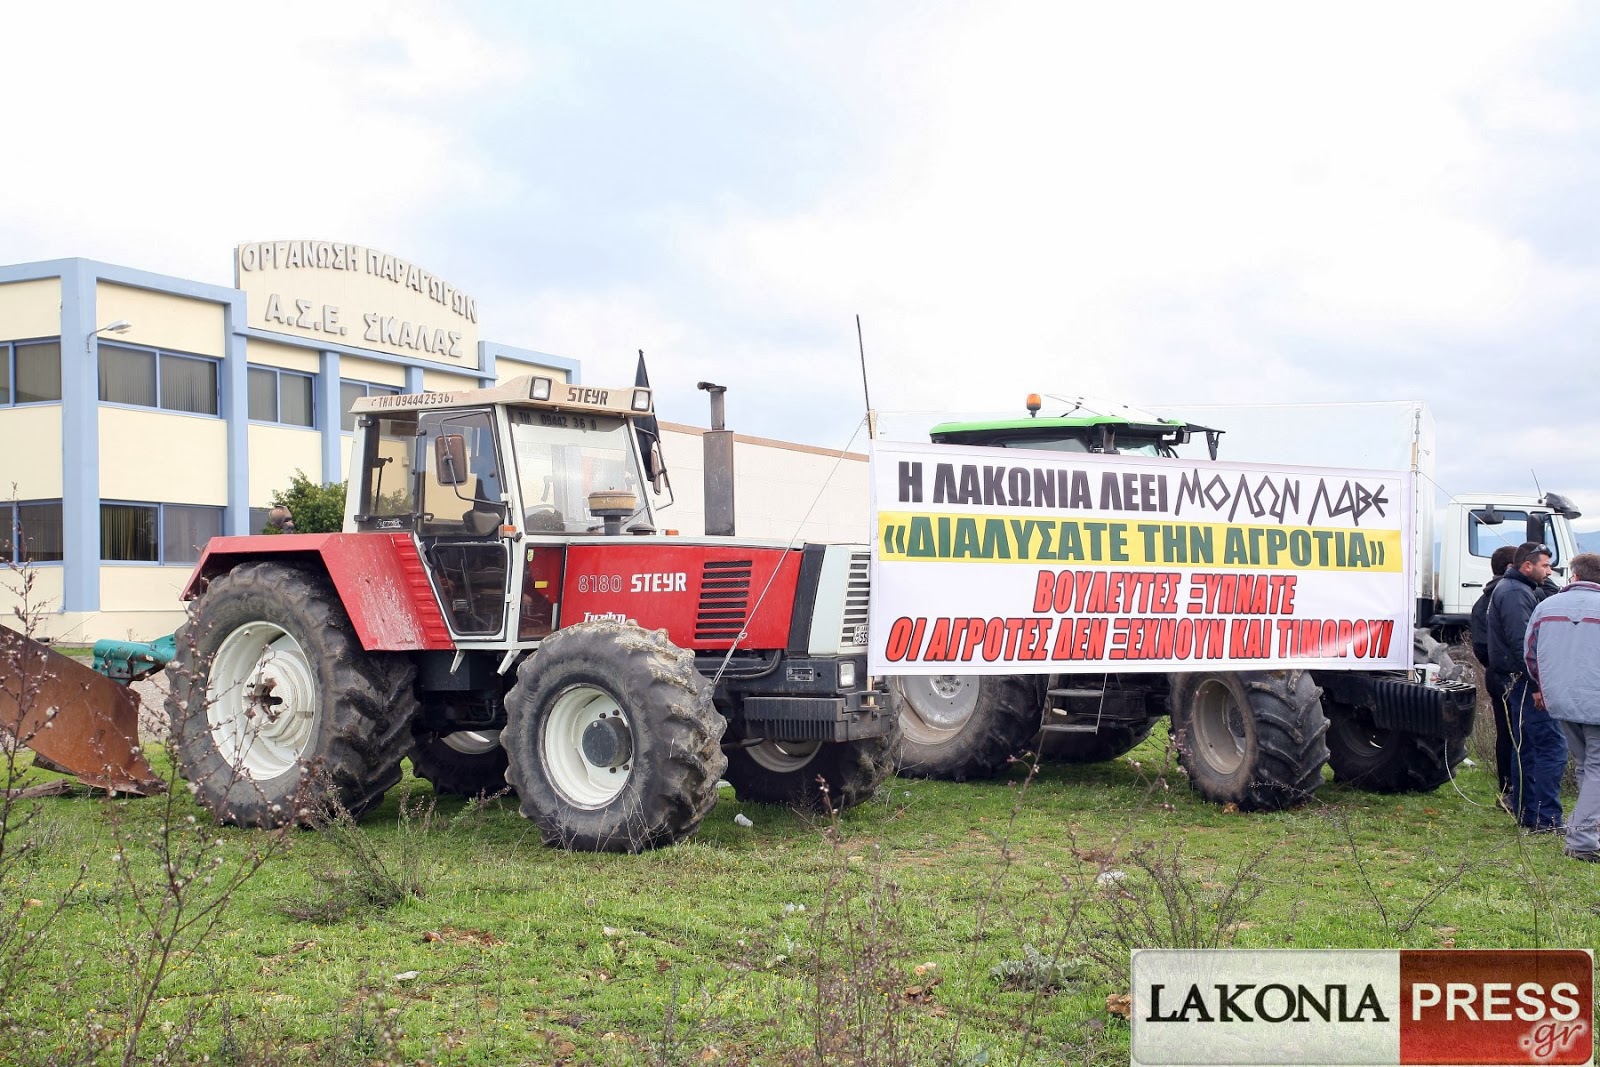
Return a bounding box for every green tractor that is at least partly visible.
[888,395,1469,811]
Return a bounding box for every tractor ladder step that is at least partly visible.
[1047,688,1108,699]
[1038,723,1106,734]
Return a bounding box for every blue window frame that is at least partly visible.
[101,501,223,564]
[3,499,64,563]
[340,379,400,432]
[1,339,63,405]
[98,342,219,415]
[248,366,316,427]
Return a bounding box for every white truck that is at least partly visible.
[885,398,1580,808]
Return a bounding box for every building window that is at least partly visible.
[1,339,63,405]
[98,343,219,415]
[249,506,271,535]
[340,379,400,432]
[101,502,222,563]
[248,366,316,426]
[3,500,64,563]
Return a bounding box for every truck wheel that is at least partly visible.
[889,674,1043,781]
[410,729,512,798]
[1325,704,1465,793]
[1170,671,1328,811]
[501,620,727,852]
[1036,722,1154,764]
[722,729,899,812]
[166,562,414,827]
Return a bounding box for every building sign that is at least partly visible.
[868,440,1413,674]
[235,240,480,364]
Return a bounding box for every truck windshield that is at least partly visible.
[508,410,652,534]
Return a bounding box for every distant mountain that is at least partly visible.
[1578,531,1600,555]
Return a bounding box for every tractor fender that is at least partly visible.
[181,533,453,651]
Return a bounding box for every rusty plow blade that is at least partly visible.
[0,625,166,796]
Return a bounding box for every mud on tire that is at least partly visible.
[889,674,1043,781]
[502,620,727,852]
[166,562,415,828]
[723,727,900,813]
[1169,670,1329,811]
[1325,702,1466,794]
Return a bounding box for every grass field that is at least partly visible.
[2,734,1596,1067]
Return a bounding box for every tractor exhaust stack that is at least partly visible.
[698,381,736,537]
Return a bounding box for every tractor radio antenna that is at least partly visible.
[856,314,877,440]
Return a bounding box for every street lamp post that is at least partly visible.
[86,319,133,354]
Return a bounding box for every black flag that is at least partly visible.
[634,350,666,488]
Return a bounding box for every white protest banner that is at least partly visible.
[868,440,1414,675]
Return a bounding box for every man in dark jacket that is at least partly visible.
[1487,541,1567,832]
[1472,545,1519,801]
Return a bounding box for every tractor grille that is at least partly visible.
[696,559,752,641]
[838,550,871,649]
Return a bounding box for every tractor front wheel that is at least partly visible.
[166,562,415,827]
[502,620,727,852]
[1325,703,1465,794]
[410,728,512,798]
[889,674,1042,781]
[722,728,900,812]
[1170,670,1328,811]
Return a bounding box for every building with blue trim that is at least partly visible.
[0,247,581,641]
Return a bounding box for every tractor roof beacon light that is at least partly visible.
[86,319,133,354]
[1026,393,1042,418]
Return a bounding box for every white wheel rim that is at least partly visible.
[206,621,318,781]
[895,674,979,745]
[1190,679,1249,775]
[746,739,821,773]
[540,684,632,807]
[442,729,501,755]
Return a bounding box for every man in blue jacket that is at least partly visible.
[1526,552,1600,862]
[1487,541,1566,832]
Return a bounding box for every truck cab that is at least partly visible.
[1434,492,1581,624]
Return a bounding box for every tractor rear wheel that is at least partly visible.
[502,620,726,852]
[166,562,415,827]
[722,728,900,812]
[1325,703,1465,793]
[1170,670,1328,811]
[889,674,1043,781]
[410,728,511,798]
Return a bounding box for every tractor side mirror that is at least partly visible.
[434,434,469,486]
[650,442,668,495]
[1526,514,1547,545]
[1470,507,1503,526]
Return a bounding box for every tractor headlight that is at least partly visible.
[631,388,652,412]
[837,661,857,691]
[530,377,552,401]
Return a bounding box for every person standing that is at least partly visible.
[1472,544,1519,804]
[1525,552,1600,862]
[1487,541,1566,832]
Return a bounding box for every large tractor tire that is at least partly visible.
[166,562,415,827]
[410,728,511,798]
[722,728,900,813]
[1169,670,1328,811]
[502,620,727,852]
[1036,722,1154,764]
[1325,703,1466,794]
[889,674,1044,781]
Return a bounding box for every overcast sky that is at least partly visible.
[5,2,1599,524]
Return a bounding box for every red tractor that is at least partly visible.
[164,376,893,851]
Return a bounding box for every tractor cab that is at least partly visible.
[930,394,1222,459]
[345,376,665,643]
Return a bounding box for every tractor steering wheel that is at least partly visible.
[524,504,565,533]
